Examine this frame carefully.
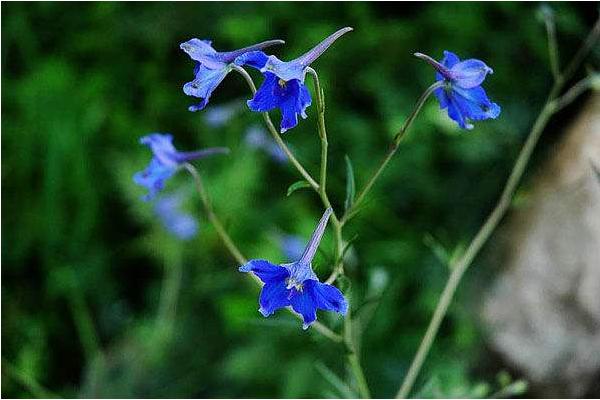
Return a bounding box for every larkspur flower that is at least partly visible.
[133,133,229,201]
[239,208,347,329]
[236,27,353,133]
[415,51,501,129]
[154,191,198,240]
[244,125,287,163]
[180,38,284,112]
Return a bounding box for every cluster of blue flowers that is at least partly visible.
[133,27,500,329]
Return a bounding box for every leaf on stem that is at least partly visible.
[344,155,356,212]
[286,180,311,196]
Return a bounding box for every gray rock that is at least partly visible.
[483,94,600,397]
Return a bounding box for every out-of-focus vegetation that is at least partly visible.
[2,2,597,398]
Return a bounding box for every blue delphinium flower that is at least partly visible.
[133,133,229,201]
[236,27,353,133]
[239,208,347,329]
[415,51,501,129]
[180,39,284,112]
[244,125,287,163]
[154,191,198,240]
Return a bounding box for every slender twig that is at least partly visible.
[396,16,600,398]
[542,7,561,81]
[341,81,444,226]
[344,299,371,399]
[232,65,319,190]
[2,358,60,398]
[184,163,246,265]
[553,75,597,111]
[155,244,184,337]
[183,163,342,342]
[559,15,600,85]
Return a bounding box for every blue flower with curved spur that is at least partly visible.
[133,133,229,201]
[239,208,348,329]
[154,191,198,240]
[180,38,285,112]
[415,51,501,130]
[236,27,353,133]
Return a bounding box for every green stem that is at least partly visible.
[232,65,319,191]
[155,244,184,337]
[306,66,369,394]
[342,81,444,226]
[396,16,600,397]
[183,163,342,342]
[344,301,371,398]
[543,8,560,81]
[184,163,247,265]
[2,358,60,398]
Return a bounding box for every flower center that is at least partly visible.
[286,277,303,292]
[278,79,287,88]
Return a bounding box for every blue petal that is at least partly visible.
[183,65,230,112]
[304,280,348,315]
[436,51,461,81]
[284,261,317,285]
[280,96,300,133]
[247,72,283,112]
[133,158,176,201]
[239,259,289,284]
[289,288,317,329]
[234,50,269,70]
[279,80,312,133]
[258,279,292,317]
[434,86,451,109]
[140,133,180,168]
[441,51,460,68]
[262,56,306,82]
[180,38,224,70]
[452,86,501,121]
[450,59,493,89]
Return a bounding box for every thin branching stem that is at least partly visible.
[543,8,561,81]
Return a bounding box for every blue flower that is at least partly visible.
[154,191,198,240]
[415,51,501,130]
[181,38,284,112]
[244,125,287,163]
[239,208,347,329]
[236,27,353,133]
[133,133,229,201]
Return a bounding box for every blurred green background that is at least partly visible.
[2,2,597,398]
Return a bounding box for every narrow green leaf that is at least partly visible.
[286,180,311,197]
[344,155,355,212]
